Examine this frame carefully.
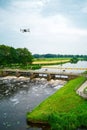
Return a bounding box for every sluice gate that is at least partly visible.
[0,69,80,80]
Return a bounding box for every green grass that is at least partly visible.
[83,71,87,74]
[33,58,70,65]
[0,64,41,70]
[27,77,87,129]
[34,58,70,61]
[0,58,70,69]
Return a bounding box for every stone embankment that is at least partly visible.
[76,80,87,99]
[0,69,79,81]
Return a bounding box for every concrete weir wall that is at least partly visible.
[0,70,78,81]
[0,70,31,77]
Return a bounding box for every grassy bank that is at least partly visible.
[0,64,41,70]
[27,77,87,129]
[0,58,70,70]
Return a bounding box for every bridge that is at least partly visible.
[1,69,86,81]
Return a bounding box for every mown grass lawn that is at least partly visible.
[27,76,87,129]
[33,58,70,65]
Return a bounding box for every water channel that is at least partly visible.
[0,61,87,130]
[0,76,66,130]
[42,61,87,74]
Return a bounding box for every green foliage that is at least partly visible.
[18,64,41,70]
[70,57,78,63]
[0,44,33,67]
[16,48,33,64]
[27,77,87,129]
[83,71,87,74]
[48,112,79,130]
[33,54,87,59]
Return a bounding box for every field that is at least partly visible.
[0,58,70,70]
[32,58,70,65]
[27,77,87,129]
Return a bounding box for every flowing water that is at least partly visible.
[0,61,87,130]
[0,76,66,130]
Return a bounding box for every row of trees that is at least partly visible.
[33,54,87,59]
[0,45,33,66]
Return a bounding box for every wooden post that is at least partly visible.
[30,73,36,80]
[16,71,20,77]
[47,74,51,81]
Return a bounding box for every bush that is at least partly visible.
[48,112,80,130]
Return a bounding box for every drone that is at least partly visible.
[20,28,30,33]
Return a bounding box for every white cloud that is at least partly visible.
[11,0,49,13]
[81,2,87,13]
[1,0,87,37]
[0,0,87,54]
[82,7,87,13]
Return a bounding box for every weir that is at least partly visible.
[0,69,81,80]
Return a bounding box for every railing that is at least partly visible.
[42,66,87,70]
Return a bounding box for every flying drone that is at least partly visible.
[20,28,30,33]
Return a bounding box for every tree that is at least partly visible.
[70,57,78,63]
[0,45,10,65]
[0,44,33,66]
[16,48,33,65]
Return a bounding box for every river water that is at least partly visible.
[42,61,87,73]
[0,76,66,130]
[0,61,87,130]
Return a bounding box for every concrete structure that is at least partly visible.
[1,69,84,80]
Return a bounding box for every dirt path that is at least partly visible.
[76,80,87,99]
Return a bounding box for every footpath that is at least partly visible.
[76,80,87,99]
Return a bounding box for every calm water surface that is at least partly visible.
[42,61,87,73]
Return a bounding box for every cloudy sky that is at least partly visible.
[0,0,87,54]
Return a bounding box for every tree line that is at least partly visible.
[0,44,33,66]
[0,44,87,67]
[33,53,87,59]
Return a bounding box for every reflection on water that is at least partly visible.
[0,76,66,130]
[42,61,87,74]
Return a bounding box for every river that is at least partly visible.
[0,76,66,130]
[0,61,87,130]
[41,61,87,73]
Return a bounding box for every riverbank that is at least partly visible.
[76,81,87,99]
[27,76,87,130]
[0,76,66,130]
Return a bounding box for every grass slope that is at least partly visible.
[27,77,87,129]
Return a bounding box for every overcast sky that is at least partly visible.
[0,0,87,54]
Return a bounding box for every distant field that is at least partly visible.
[33,58,70,65]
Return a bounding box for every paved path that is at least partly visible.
[76,81,87,99]
[42,66,87,70]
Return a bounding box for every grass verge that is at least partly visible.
[27,76,87,129]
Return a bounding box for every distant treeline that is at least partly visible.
[0,44,33,66]
[33,54,87,59]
